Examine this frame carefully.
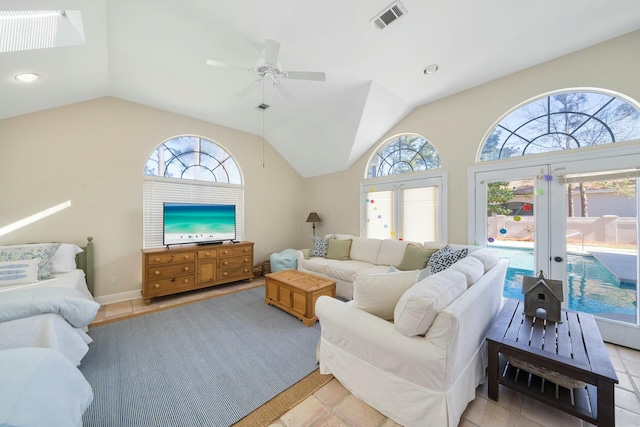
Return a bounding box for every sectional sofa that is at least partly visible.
[299,234,509,426]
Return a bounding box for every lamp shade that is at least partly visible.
[306,212,321,223]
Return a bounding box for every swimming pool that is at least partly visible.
[493,246,637,324]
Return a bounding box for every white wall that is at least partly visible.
[303,30,640,244]
[0,97,304,299]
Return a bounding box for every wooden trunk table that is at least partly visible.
[265,270,336,326]
[486,299,618,426]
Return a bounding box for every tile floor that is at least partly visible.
[92,278,640,427]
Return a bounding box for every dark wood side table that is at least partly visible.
[486,299,618,426]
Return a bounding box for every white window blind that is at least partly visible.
[143,177,244,248]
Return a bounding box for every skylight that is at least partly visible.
[0,10,85,53]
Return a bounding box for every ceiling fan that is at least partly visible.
[206,38,326,100]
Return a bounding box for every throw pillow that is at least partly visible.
[394,269,467,336]
[0,243,61,280]
[51,243,83,273]
[309,236,328,257]
[468,248,499,272]
[426,245,468,275]
[449,256,484,287]
[0,258,41,287]
[325,239,352,260]
[397,244,437,271]
[353,270,419,320]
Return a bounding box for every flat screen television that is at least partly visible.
[163,202,236,246]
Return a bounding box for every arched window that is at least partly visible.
[362,134,445,243]
[479,90,640,161]
[367,133,440,178]
[144,135,241,183]
[143,135,244,248]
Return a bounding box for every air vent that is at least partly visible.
[370,1,407,30]
[256,103,270,111]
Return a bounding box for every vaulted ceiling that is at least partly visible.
[3,0,640,177]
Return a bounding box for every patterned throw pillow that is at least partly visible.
[0,243,62,280]
[0,258,41,286]
[309,236,329,257]
[426,245,468,275]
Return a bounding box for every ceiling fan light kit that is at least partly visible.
[207,38,326,99]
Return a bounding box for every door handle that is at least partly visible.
[553,256,563,262]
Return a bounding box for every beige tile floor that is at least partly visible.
[92,279,640,427]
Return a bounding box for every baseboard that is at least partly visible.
[94,290,141,305]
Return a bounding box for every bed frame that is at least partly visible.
[75,236,94,296]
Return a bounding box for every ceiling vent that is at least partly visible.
[370,1,407,30]
[256,103,270,111]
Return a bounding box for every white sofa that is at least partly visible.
[315,243,509,427]
[297,234,433,300]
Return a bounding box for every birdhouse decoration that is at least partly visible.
[522,270,564,322]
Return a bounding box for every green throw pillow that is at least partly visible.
[325,239,352,260]
[397,244,437,271]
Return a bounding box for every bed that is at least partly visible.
[0,237,99,366]
[0,238,98,426]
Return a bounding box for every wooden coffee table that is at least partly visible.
[486,299,618,426]
[265,270,336,326]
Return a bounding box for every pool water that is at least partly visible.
[493,246,637,324]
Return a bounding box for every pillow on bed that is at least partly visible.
[51,243,83,273]
[0,258,40,287]
[0,243,61,280]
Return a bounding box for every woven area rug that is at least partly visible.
[80,286,324,426]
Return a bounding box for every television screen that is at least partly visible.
[163,203,236,246]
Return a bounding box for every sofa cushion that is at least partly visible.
[299,257,333,275]
[310,236,329,257]
[394,269,467,337]
[376,240,412,267]
[449,256,484,287]
[326,239,352,260]
[426,245,468,274]
[468,248,499,272]
[350,237,382,264]
[325,260,383,283]
[353,270,419,320]
[397,244,437,271]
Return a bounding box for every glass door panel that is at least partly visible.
[548,157,640,348]
[474,166,550,301]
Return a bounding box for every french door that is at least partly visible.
[471,148,640,349]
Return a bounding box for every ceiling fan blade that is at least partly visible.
[236,79,262,97]
[263,39,280,66]
[273,81,297,101]
[285,71,326,81]
[206,59,250,72]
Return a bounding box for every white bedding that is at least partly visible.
[0,270,97,366]
[0,347,93,427]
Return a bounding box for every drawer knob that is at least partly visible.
[154,257,160,262]
[205,252,210,256]
[244,258,248,262]
[154,283,160,289]
[244,268,249,273]
[223,272,228,276]
[243,248,248,252]
[154,270,160,275]
[223,261,228,265]
[223,250,229,254]
[184,255,190,259]
[184,279,189,284]
[184,266,190,271]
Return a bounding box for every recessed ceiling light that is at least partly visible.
[15,73,40,83]
[422,64,439,75]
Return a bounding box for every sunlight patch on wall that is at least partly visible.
[0,200,72,237]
